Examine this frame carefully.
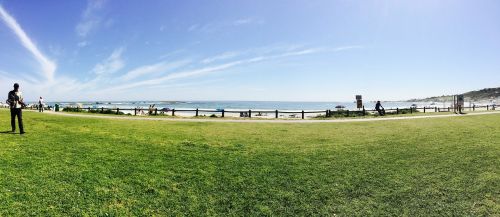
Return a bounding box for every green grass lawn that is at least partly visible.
[0,110,498,216]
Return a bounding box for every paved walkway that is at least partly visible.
[38,110,500,124]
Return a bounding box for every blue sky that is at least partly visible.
[0,0,499,102]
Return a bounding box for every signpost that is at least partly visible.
[356,95,362,109]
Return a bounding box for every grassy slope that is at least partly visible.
[409,87,499,102]
[0,110,498,216]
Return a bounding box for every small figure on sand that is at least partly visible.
[375,101,385,116]
[38,96,44,112]
[6,83,26,134]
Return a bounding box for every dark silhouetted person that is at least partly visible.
[375,101,385,116]
[7,83,25,134]
[38,96,44,112]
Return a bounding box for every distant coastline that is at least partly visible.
[407,87,499,103]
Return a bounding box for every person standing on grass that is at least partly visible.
[38,96,44,112]
[375,101,385,116]
[6,83,25,134]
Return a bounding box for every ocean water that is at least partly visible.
[43,101,452,111]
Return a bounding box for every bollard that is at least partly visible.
[222,109,225,118]
[473,105,475,111]
[196,108,199,117]
[424,107,426,113]
[249,110,252,118]
[487,105,489,110]
[116,108,119,114]
[172,109,175,116]
[301,110,304,119]
[275,110,279,118]
[396,108,399,114]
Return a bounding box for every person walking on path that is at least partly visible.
[375,101,385,116]
[6,83,25,134]
[38,96,44,112]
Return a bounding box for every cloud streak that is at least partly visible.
[105,46,333,92]
[91,47,125,75]
[76,0,106,38]
[121,59,191,81]
[0,4,56,82]
[201,52,240,64]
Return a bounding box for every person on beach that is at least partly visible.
[6,83,26,134]
[375,101,385,116]
[148,104,156,115]
[38,96,44,112]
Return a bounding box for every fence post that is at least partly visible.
[172,109,175,116]
[134,108,137,116]
[249,110,252,118]
[396,108,399,114]
[116,108,119,114]
[301,110,304,119]
[196,108,199,117]
[487,105,489,110]
[222,109,225,118]
[275,110,278,118]
[155,108,158,115]
[423,107,426,113]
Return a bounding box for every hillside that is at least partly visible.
[409,87,500,102]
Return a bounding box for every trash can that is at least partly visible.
[55,104,59,112]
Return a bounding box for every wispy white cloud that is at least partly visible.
[77,41,90,47]
[0,4,57,82]
[188,17,264,33]
[233,17,264,26]
[76,0,106,38]
[121,59,191,81]
[91,47,125,75]
[105,46,331,92]
[187,24,199,32]
[332,45,364,52]
[201,51,240,64]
